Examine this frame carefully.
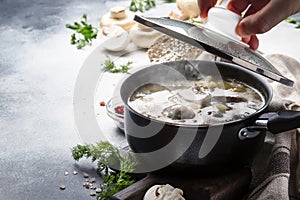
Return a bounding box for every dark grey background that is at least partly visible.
[0,0,125,199]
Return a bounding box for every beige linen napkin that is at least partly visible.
[246,54,300,200]
[198,52,300,200]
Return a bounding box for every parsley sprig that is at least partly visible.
[72,141,137,200]
[129,0,156,12]
[129,0,176,12]
[102,57,133,73]
[66,14,98,49]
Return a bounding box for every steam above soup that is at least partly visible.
[128,76,265,125]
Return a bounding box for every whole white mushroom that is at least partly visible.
[100,6,135,34]
[143,184,185,200]
[129,23,162,48]
[102,25,130,51]
[176,0,200,19]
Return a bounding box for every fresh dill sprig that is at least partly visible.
[71,141,137,200]
[102,57,133,73]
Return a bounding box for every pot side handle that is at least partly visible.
[267,110,300,134]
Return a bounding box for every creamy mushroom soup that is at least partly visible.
[128,76,265,125]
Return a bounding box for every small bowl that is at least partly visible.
[106,97,125,131]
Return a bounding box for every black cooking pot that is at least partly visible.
[120,60,300,172]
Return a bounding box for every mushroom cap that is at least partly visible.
[102,25,130,51]
[143,184,185,200]
[176,0,200,19]
[100,7,135,33]
[129,24,162,48]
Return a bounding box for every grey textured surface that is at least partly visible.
[1,0,300,199]
[0,0,124,199]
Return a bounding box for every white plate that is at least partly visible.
[73,43,150,147]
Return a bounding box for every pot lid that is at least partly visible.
[134,15,294,87]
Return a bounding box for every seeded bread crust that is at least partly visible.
[147,35,203,63]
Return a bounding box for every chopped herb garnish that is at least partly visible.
[286,17,300,29]
[72,141,137,200]
[102,57,133,73]
[190,18,204,25]
[129,0,156,12]
[66,14,98,49]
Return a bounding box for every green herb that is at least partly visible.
[72,141,137,200]
[286,17,300,29]
[102,57,133,73]
[190,18,204,25]
[129,0,156,12]
[161,0,176,2]
[66,14,98,49]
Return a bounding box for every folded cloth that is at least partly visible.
[247,102,299,200]
[246,54,300,200]
[197,52,300,200]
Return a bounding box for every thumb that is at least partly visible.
[236,13,275,37]
[236,1,291,37]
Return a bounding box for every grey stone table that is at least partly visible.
[0,0,127,199]
[0,0,299,200]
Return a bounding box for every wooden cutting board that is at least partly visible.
[111,166,252,200]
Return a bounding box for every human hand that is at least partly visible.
[197,0,300,50]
